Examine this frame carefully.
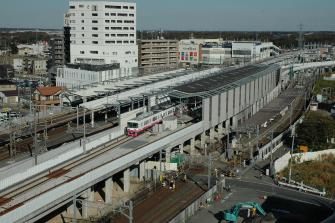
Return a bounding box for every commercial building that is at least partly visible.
[56,63,120,89]
[231,41,280,63]
[66,0,138,75]
[202,42,232,65]
[138,39,179,72]
[178,39,280,66]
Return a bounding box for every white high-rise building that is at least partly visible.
[66,0,138,74]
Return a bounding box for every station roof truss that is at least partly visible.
[169,64,280,99]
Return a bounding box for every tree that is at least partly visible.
[10,42,18,54]
[296,111,335,151]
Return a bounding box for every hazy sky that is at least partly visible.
[0,0,335,31]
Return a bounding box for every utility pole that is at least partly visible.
[270,130,274,176]
[288,133,295,183]
[33,107,38,165]
[208,154,212,189]
[83,108,86,153]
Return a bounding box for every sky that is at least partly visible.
[0,0,335,31]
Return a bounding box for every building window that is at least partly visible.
[117,34,128,37]
[129,14,134,17]
[130,34,134,37]
[105,34,110,37]
[123,27,129,30]
[106,41,115,44]
[92,34,98,37]
[110,13,116,16]
[105,13,109,16]
[81,20,84,23]
[105,5,121,9]
[118,13,127,17]
[124,41,129,44]
[81,27,85,30]
[130,41,134,43]
[70,5,75,9]
[105,27,110,30]
[82,41,85,44]
[90,51,98,54]
[130,6,134,9]
[124,20,134,24]
[117,41,122,44]
[92,41,98,44]
[105,20,110,23]
[123,6,129,9]
[92,20,98,23]
[80,51,85,54]
[81,13,84,16]
[117,20,122,23]
[92,13,98,16]
[130,27,134,30]
[111,20,116,23]
[81,34,85,37]
[92,27,98,30]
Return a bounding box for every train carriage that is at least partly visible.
[127,106,176,137]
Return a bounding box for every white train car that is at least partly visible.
[126,106,176,137]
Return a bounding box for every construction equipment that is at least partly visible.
[224,201,266,223]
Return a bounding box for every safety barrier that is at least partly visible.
[0,127,124,192]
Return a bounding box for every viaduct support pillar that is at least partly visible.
[91,111,95,128]
[190,138,195,155]
[105,113,108,123]
[200,132,206,148]
[179,144,184,154]
[123,168,130,193]
[82,187,94,218]
[209,128,215,141]
[218,124,224,137]
[105,177,113,204]
[165,148,171,163]
[139,161,146,181]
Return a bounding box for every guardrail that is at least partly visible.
[277,180,326,197]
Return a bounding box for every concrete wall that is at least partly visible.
[274,149,335,173]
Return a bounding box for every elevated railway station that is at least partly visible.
[0,60,335,222]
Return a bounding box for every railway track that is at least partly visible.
[0,135,132,215]
[0,120,115,162]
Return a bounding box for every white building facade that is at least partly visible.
[56,64,121,89]
[67,0,138,75]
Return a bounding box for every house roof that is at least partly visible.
[36,87,64,96]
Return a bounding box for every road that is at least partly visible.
[189,146,335,223]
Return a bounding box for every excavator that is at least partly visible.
[224,201,266,222]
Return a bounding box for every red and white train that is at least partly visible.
[126,106,177,137]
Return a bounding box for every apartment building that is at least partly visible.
[66,0,138,75]
[50,35,66,66]
[138,39,179,72]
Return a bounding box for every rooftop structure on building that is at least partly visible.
[66,0,138,76]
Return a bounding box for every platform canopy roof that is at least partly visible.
[169,64,280,99]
